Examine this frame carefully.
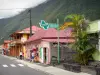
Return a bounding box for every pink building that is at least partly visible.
[25,28,74,64]
[3,40,11,55]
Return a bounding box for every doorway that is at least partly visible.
[43,47,47,63]
[39,47,49,64]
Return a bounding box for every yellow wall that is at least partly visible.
[21,34,28,42]
[21,34,28,58]
[23,46,26,58]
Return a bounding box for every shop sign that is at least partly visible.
[39,20,58,30]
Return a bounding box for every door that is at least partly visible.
[39,47,49,64]
[43,47,47,63]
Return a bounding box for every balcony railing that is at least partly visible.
[10,39,25,44]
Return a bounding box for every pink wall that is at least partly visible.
[25,40,41,59]
[40,41,51,64]
[25,40,51,64]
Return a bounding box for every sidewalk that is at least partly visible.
[2,55,92,75]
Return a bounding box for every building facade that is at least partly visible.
[9,26,41,58]
[25,28,74,64]
[87,20,100,61]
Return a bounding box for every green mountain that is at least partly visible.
[0,0,100,43]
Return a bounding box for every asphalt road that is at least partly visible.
[0,55,49,75]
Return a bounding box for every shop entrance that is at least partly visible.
[43,47,47,63]
[40,47,49,64]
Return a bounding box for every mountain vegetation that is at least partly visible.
[0,0,100,43]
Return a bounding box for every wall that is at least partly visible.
[93,32,100,61]
[26,40,51,64]
[25,40,52,64]
[3,43,9,49]
[21,34,28,42]
[93,50,100,61]
[50,43,76,62]
[39,41,50,64]
[87,21,98,33]
[21,34,28,58]
[87,20,100,61]
[50,43,58,59]
[25,40,41,60]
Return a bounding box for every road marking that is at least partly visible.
[18,64,24,67]
[3,65,8,67]
[10,64,16,67]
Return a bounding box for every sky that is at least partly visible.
[0,0,47,19]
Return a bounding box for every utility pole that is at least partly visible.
[57,18,60,64]
[29,9,32,36]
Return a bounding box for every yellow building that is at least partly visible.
[9,26,41,58]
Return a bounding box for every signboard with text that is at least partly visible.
[39,20,58,30]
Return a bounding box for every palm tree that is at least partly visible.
[65,14,97,65]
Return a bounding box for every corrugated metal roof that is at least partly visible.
[26,28,74,43]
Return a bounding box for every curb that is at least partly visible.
[1,55,92,75]
[16,60,53,75]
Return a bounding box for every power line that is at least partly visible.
[0,8,32,10]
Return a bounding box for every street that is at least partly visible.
[0,55,49,75]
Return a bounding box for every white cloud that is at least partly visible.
[0,0,47,19]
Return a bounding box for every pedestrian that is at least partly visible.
[22,52,24,59]
[31,52,34,62]
[20,51,22,60]
[34,53,38,62]
[4,49,5,55]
